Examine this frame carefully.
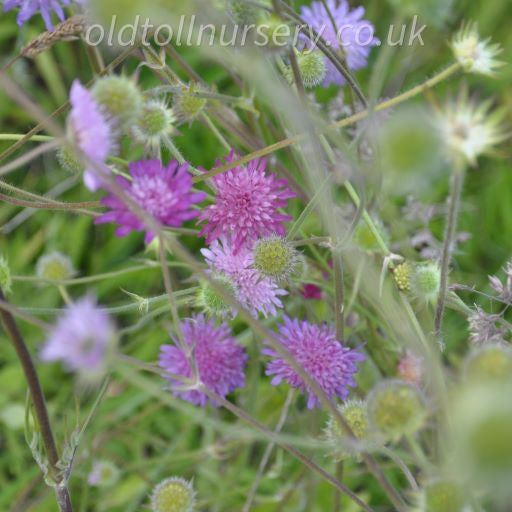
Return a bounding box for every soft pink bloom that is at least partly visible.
[201,237,287,318]
[95,159,206,244]
[397,351,423,386]
[264,317,365,409]
[198,153,296,251]
[158,315,247,406]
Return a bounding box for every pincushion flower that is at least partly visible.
[198,153,295,251]
[264,317,365,408]
[3,0,82,30]
[40,295,116,380]
[300,0,379,86]
[201,237,287,318]
[67,80,115,192]
[158,315,247,406]
[95,159,206,244]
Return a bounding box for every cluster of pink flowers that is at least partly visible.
[41,76,365,410]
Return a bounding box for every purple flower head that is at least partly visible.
[95,159,206,244]
[201,237,287,318]
[198,153,296,252]
[264,317,365,408]
[302,283,322,300]
[40,295,116,378]
[4,0,82,31]
[158,315,247,406]
[68,80,115,192]
[300,0,379,86]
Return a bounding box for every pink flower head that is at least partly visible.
[302,283,323,300]
[198,153,296,251]
[201,237,287,318]
[158,315,247,406]
[4,0,82,30]
[68,80,115,191]
[264,317,365,408]
[300,0,379,86]
[95,159,206,244]
[397,351,423,386]
[40,295,116,376]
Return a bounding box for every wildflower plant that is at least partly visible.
[0,2,511,512]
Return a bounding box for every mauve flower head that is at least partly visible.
[198,152,296,251]
[300,0,379,86]
[201,237,287,318]
[264,316,365,408]
[68,80,115,192]
[40,295,116,381]
[95,159,206,244]
[3,0,82,31]
[302,283,322,300]
[158,315,247,406]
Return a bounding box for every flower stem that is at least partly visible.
[435,165,465,342]
[0,289,73,512]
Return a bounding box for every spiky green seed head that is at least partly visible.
[421,480,466,512]
[173,87,207,124]
[465,344,512,382]
[412,262,441,304]
[325,400,375,459]
[0,255,12,294]
[367,379,426,441]
[36,252,75,281]
[285,50,326,88]
[197,275,235,316]
[134,100,175,143]
[393,261,412,292]
[253,236,298,281]
[150,476,195,512]
[57,145,85,174]
[353,218,389,254]
[92,76,142,127]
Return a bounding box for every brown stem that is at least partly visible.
[0,289,73,512]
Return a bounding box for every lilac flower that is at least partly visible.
[68,80,115,192]
[40,296,116,378]
[4,0,81,31]
[264,317,365,408]
[201,237,287,318]
[198,153,296,252]
[300,0,379,86]
[158,315,247,406]
[95,159,206,244]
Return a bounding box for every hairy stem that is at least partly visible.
[0,289,73,512]
[435,165,465,342]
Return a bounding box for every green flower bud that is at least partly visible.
[393,261,412,292]
[367,379,427,441]
[253,235,298,281]
[92,76,142,128]
[197,275,236,316]
[412,262,441,304]
[133,100,175,146]
[57,145,85,174]
[465,344,512,382]
[421,480,467,512]
[151,476,196,512]
[36,252,75,281]
[173,86,207,125]
[284,50,326,88]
